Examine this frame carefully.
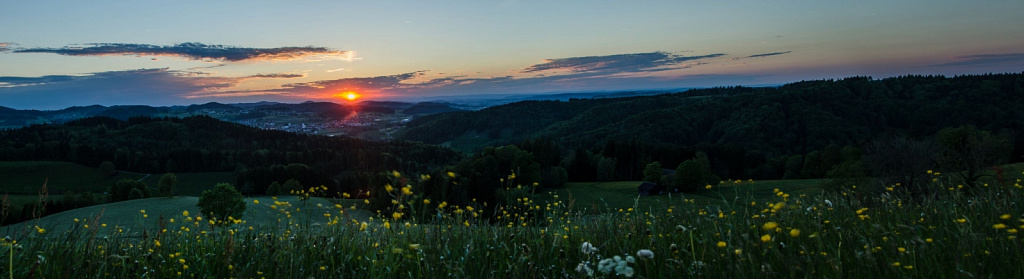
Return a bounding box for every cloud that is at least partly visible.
[14,42,352,62]
[0,42,12,52]
[931,53,1024,67]
[747,51,792,58]
[248,73,306,79]
[326,68,346,73]
[521,52,725,74]
[0,68,311,109]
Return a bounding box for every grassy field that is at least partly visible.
[0,166,1022,277]
[0,161,144,194]
[1,196,373,236]
[547,179,823,214]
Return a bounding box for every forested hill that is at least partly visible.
[0,115,461,194]
[398,73,1024,159]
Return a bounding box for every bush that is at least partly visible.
[110,179,150,202]
[158,173,177,197]
[196,183,246,222]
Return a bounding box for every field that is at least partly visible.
[552,179,822,213]
[0,167,1021,278]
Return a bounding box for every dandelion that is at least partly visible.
[734,249,743,255]
[761,234,772,243]
[359,222,368,231]
[763,222,778,230]
[717,241,727,248]
[581,242,598,254]
[1001,214,1012,220]
[384,184,394,193]
[898,247,906,253]
[636,249,654,259]
[401,186,413,195]
[253,199,259,204]
[993,223,1007,229]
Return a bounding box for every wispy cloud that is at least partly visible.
[747,51,792,58]
[14,42,353,62]
[0,42,12,52]
[521,52,725,74]
[931,53,1024,67]
[0,68,311,109]
[248,73,306,79]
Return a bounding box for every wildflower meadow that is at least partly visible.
[1,169,1023,278]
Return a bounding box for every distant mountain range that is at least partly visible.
[0,89,687,128]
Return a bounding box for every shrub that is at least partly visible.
[196,183,246,222]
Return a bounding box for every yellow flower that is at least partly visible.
[401,186,413,195]
[734,249,742,255]
[705,185,712,190]
[760,234,772,243]
[789,229,800,237]
[898,247,906,253]
[384,221,391,229]
[447,172,456,178]
[392,170,401,177]
[1001,214,1012,220]
[993,223,1007,229]
[392,212,402,220]
[183,210,189,217]
[717,241,727,248]
[359,222,368,231]
[763,222,778,230]
[253,199,259,204]
[384,184,394,193]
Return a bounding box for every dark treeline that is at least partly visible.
[400,73,1024,181]
[0,115,462,196]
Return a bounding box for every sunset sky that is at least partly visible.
[2,0,1022,109]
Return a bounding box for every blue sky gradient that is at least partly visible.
[2,0,1022,109]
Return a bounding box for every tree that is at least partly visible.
[643,162,662,183]
[196,183,246,222]
[674,152,721,192]
[595,156,617,182]
[266,181,283,196]
[935,126,1012,189]
[283,179,303,195]
[98,161,116,177]
[158,173,177,197]
[110,179,150,202]
[864,136,936,195]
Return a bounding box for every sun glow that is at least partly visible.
[336,91,361,101]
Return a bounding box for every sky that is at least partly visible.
[1,0,1023,110]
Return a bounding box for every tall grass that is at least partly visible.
[1,171,1022,278]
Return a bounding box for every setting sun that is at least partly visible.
[338,91,360,101]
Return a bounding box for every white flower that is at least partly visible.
[636,249,654,259]
[581,242,599,254]
[625,256,636,264]
[597,259,616,274]
[575,262,594,276]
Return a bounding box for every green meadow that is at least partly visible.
[0,166,1021,278]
